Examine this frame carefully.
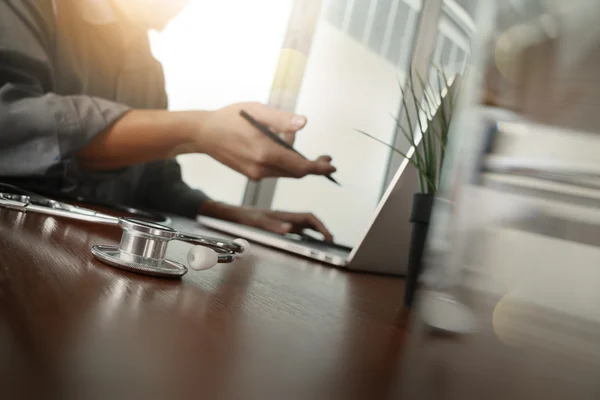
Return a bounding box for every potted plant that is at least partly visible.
[357,67,461,307]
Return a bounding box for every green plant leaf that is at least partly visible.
[408,70,433,192]
[389,112,419,149]
[398,79,425,191]
[354,129,436,191]
[415,72,437,119]
[432,64,453,113]
[354,65,460,195]
[432,66,451,177]
[390,111,433,192]
[415,72,446,153]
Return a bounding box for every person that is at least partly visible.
[0,0,335,241]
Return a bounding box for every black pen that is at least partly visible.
[239,110,340,185]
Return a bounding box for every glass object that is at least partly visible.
[398,0,600,397]
[271,0,423,247]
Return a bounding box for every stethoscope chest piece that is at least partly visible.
[92,218,188,278]
[91,245,188,278]
[90,218,250,278]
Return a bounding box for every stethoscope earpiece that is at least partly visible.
[187,246,219,271]
[187,239,251,271]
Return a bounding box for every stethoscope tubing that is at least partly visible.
[0,182,171,225]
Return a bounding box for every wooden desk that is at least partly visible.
[0,209,408,400]
[3,203,599,400]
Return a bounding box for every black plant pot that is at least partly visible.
[403,193,435,308]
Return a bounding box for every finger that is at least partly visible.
[269,150,336,178]
[316,155,332,163]
[304,158,337,177]
[246,103,307,133]
[269,212,334,242]
[254,154,336,179]
[248,165,298,180]
[303,214,334,243]
[254,216,293,236]
[247,161,333,180]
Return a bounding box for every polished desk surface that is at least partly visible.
[4,204,599,400]
[0,208,408,400]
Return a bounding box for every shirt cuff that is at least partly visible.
[172,188,212,219]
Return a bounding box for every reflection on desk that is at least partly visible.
[0,211,407,400]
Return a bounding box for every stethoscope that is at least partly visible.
[0,182,172,224]
[0,191,250,278]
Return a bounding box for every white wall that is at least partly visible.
[149,0,294,205]
[271,22,405,247]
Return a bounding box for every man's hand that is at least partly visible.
[79,102,335,182]
[196,102,336,181]
[199,201,334,243]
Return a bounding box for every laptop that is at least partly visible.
[198,157,420,276]
[197,72,465,276]
[196,74,460,276]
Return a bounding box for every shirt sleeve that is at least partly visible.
[0,0,131,177]
[132,159,211,219]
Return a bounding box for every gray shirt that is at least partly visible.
[0,0,210,218]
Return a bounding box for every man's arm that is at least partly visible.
[0,1,335,181]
